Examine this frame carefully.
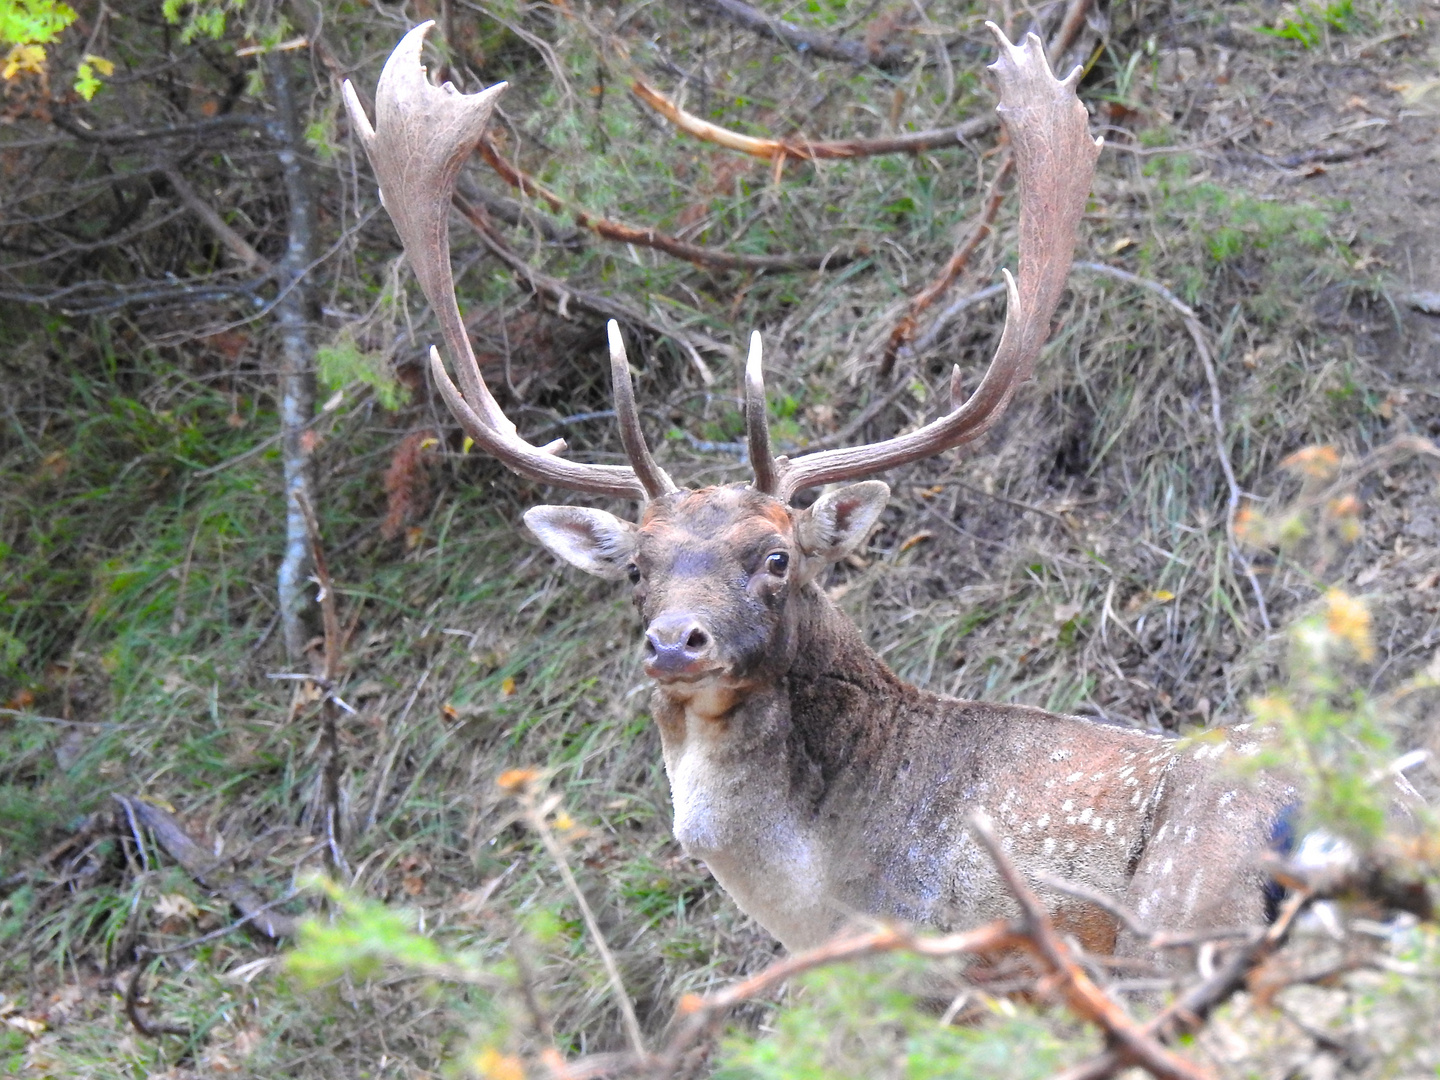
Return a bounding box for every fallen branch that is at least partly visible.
[693,0,914,69]
[476,138,858,272]
[124,956,191,1039]
[876,0,1094,370]
[631,77,998,161]
[112,794,297,939]
[452,193,722,384]
[879,154,1013,377]
[161,165,273,273]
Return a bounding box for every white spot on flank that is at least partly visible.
[1219,790,1236,806]
[1091,771,1107,781]
[1125,776,1139,787]
[1105,819,1116,836]
[1065,840,1078,853]
[1185,825,1197,844]
[1161,857,1174,877]
[1043,837,1056,855]
[1131,790,1142,806]
[1078,807,1094,824]
[1067,772,1084,783]
[1062,800,1075,812]
[1036,814,1050,829]
[1050,748,1072,762]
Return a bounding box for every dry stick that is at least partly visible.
[877,0,1094,372]
[296,490,350,880]
[879,154,1014,377]
[124,956,191,1039]
[646,921,1023,1078]
[521,790,646,1060]
[694,0,912,69]
[1052,890,1314,1080]
[452,194,721,384]
[631,77,998,161]
[161,165,273,273]
[967,814,1212,1080]
[475,139,859,273]
[112,795,297,938]
[1075,261,1271,633]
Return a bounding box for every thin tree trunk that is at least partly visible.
[268,49,319,664]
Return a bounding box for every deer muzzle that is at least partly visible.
[643,612,719,681]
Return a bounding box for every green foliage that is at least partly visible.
[1258,0,1359,47]
[317,332,409,411]
[1247,590,1397,842]
[161,0,246,44]
[714,957,1092,1080]
[287,876,486,986]
[0,0,75,46]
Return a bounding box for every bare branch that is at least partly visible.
[161,166,273,273]
[693,0,914,69]
[631,77,998,161]
[476,137,861,272]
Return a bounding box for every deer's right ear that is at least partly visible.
[523,506,639,580]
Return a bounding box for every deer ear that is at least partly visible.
[524,506,639,580]
[796,481,890,561]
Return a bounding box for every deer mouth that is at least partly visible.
[643,659,729,685]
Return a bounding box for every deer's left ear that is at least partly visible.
[796,481,890,562]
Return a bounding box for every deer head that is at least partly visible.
[343,21,1101,700]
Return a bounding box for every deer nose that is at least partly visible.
[643,612,715,678]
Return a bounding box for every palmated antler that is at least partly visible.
[342,22,673,500]
[747,24,1102,500]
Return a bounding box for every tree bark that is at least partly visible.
[267,50,320,664]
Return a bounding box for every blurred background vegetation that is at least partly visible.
[2,0,1439,1075]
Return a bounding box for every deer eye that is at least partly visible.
[765,552,789,577]
[627,563,641,585]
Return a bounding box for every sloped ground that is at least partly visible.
[2,1,1439,1076]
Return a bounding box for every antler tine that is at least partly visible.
[343,23,647,502]
[608,321,677,497]
[744,332,778,494]
[771,25,1101,501]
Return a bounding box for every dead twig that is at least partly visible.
[646,920,1023,1078]
[631,77,998,161]
[694,0,914,69]
[452,193,721,384]
[112,795,297,939]
[124,955,191,1039]
[879,155,1013,377]
[510,779,647,1060]
[968,813,1212,1080]
[877,0,1094,372]
[161,165,273,273]
[475,138,860,273]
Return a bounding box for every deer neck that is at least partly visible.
[650,585,907,949]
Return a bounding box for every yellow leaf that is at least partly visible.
[154,893,200,920]
[85,54,115,76]
[500,676,516,696]
[470,1046,525,1080]
[496,768,539,793]
[3,45,48,81]
[1324,589,1374,661]
[1152,590,1175,603]
[462,436,475,454]
[553,811,574,831]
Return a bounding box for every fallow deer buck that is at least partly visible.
[344,23,1296,955]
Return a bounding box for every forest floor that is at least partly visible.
[2,1,1440,1077]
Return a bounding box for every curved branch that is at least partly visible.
[476,137,861,272]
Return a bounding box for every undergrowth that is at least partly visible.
[3,0,1439,1075]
